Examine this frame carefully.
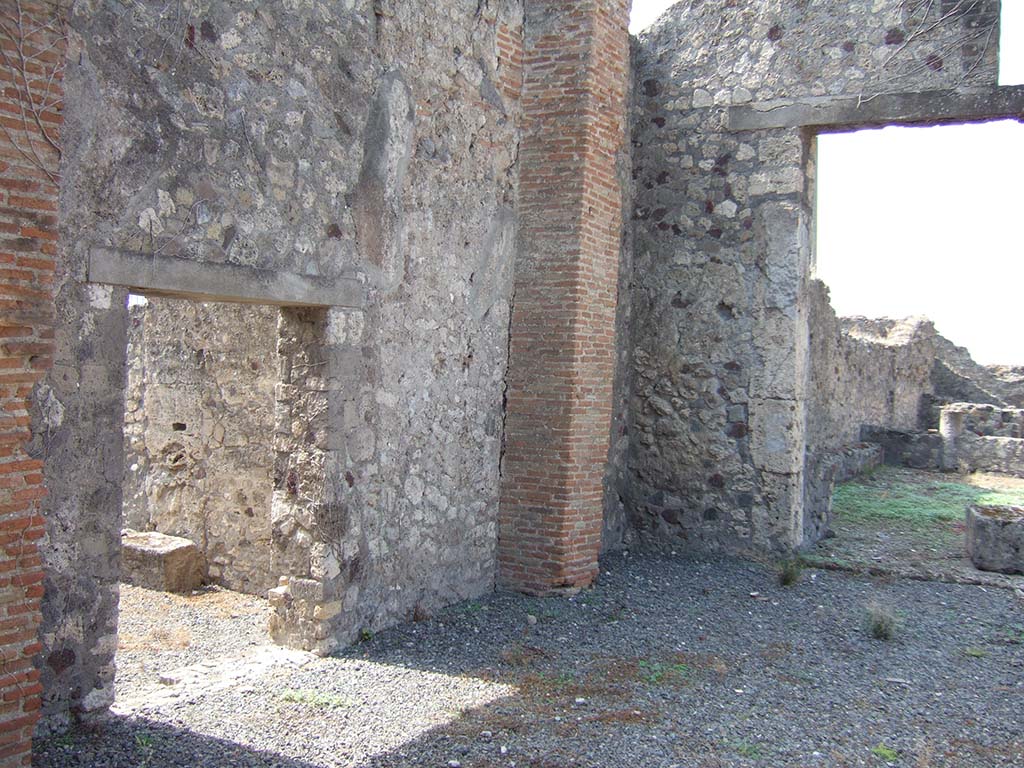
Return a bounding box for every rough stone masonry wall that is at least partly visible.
[123,299,277,595]
[628,0,1000,553]
[498,0,630,593]
[809,294,935,450]
[35,0,523,731]
[941,402,1024,477]
[931,332,1024,410]
[0,2,64,763]
[803,283,935,537]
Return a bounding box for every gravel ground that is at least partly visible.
[36,553,1024,768]
[115,584,272,696]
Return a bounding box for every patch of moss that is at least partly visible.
[832,468,1024,532]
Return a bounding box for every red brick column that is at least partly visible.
[499,0,629,594]
[0,2,63,764]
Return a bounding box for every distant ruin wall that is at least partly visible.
[943,403,1024,438]
[802,282,935,538]
[123,300,277,596]
[628,0,997,554]
[807,284,936,453]
[931,334,1024,411]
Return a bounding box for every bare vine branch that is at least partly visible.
[0,0,67,183]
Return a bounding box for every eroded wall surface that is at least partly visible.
[123,299,277,595]
[628,0,1000,553]
[36,0,522,729]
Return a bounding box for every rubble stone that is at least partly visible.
[121,530,205,594]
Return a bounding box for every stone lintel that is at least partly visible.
[88,248,363,308]
[729,85,1024,132]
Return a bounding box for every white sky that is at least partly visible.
[631,1,1024,365]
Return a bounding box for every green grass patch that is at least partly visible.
[637,659,690,685]
[832,468,1024,532]
[732,741,763,759]
[281,689,353,709]
[871,743,900,761]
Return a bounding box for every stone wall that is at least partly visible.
[802,282,935,537]
[956,435,1024,478]
[931,333,1024,410]
[35,0,524,730]
[0,2,64,762]
[627,0,999,553]
[941,403,1024,477]
[123,299,277,595]
[808,287,936,451]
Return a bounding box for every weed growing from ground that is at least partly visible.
[732,741,763,758]
[872,743,900,761]
[777,558,803,586]
[865,602,899,640]
[637,659,689,685]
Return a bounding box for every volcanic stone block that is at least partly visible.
[965,505,1024,575]
[121,529,205,593]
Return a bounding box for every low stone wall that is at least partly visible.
[803,443,883,541]
[859,426,943,470]
[123,300,278,596]
[956,435,1024,478]
[943,403,1024,438]
[937,404,1024,478]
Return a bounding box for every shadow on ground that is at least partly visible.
[35,714,323,768]
[35,550,1024,768]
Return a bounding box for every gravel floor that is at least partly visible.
[115,584,272,697]
[36,553,1024,768]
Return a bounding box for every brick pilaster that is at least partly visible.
[0,1,63,764]
[499,0,630,594]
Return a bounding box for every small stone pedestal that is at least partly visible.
[121,529,205,592]
[965,505,1024,575]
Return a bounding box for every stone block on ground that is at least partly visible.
[965,505,1024,575]
[121,529,205,593]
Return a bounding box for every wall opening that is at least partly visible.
[116,294,279,711]
[806,118,1024,574]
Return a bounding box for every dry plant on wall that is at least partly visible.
[0,1,68,183]
[114,0,213,70]
[871,0,999,95]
